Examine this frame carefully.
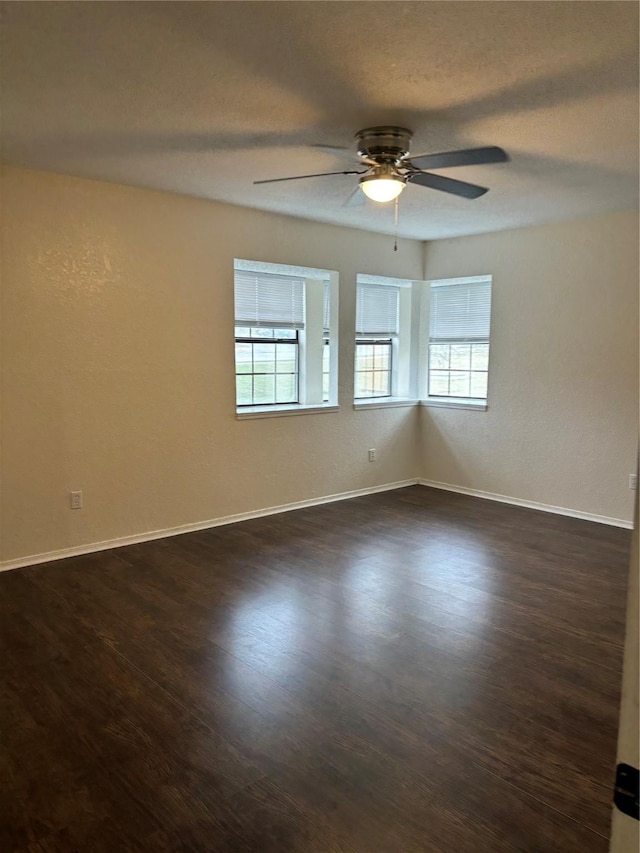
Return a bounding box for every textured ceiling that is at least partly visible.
[1,1,638,239]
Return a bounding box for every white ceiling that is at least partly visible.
[1,1,638,240]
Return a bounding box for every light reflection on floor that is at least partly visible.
[219,534,497,713]
[225,585,302,677]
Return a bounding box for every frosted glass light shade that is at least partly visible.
[360,176,405,203]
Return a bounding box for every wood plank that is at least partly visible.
[1,486,629,851]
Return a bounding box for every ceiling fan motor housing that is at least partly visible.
[355,126,413,164]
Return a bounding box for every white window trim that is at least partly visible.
[420,398,487,411]
[420,274,492,407]
[354,275,420,404]
[426,274,492,288]
[354,397,419,411]
[237,403,339,420]
[234,261,339,417]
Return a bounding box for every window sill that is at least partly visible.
[420,398,487,411]
[353,397,419,411]
[236,403,339,420]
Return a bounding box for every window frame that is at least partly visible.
[422,275,492,410]
[354,337,394,399]
[322,335,330,403]
[427,341,489,400]
[235,327,301,407]
[233,261,339,417]
[353,275,417,406]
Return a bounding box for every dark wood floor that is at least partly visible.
[1,486,630,852]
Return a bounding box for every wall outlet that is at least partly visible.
[368,448,376,462]
[70,490,83,509]
[629,474,638,491]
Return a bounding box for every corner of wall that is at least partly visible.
[421,238,430,282]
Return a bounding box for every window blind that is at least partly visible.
[356,283,400,336]
[323,281,330,333]
[234,271,305,329]
[429,280,491,342]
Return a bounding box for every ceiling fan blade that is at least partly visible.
[407,171,488,199]
[254,170,364,185]
[311,143,377,167]
[406,146,509,171]
[342,186,366,208]
[311,143,354,159]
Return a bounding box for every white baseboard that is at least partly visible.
[0,479,419,573]
[3,477,629,573]
[418,479,633,529]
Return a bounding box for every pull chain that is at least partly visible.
[393,195,399,252]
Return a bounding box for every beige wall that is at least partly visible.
[1,166,423,564]
[2,168,637,565]
[422,212,639,523]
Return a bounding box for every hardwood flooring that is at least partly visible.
[0,486,630,852]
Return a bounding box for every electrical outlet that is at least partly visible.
[70,490,83,509]
[368,448,376,462]
[629,474,638,491]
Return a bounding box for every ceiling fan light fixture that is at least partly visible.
[360,175,405,203]
[254,126,507,203]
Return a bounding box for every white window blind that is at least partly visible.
[323,281,330,333]
[429,280,491,342]
[234,271,305,329]
[356,284,400,336]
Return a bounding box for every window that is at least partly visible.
[235,326,299,406]
[234,272,304,406]
[234,262,338,413]
[354,282,399,398]
[427,276,492,402]
[353,275,419,405]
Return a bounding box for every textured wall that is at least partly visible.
[2,168,636,565]
[421,212,639,523]
[1,167,422,563]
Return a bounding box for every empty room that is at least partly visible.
[1,2,638,852]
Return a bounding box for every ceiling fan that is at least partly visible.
[254,126,509,204]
